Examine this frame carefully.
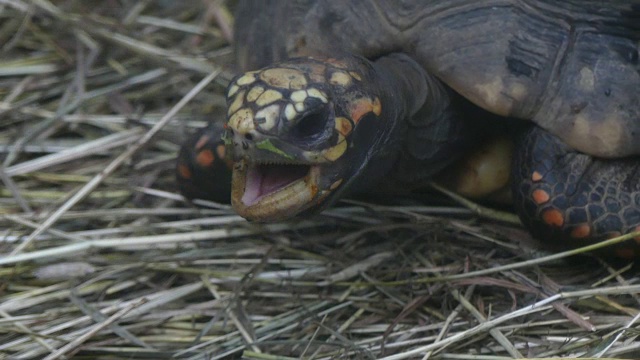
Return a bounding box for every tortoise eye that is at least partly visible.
[291,110,327,139]
[288,102,334,149]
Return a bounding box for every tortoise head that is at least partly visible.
[224,56,386,221]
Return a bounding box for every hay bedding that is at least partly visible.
[0,1,639,359]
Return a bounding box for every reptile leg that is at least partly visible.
[512,125,640,259]
[176,122,232,204]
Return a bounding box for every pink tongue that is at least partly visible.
[241,164,309,206]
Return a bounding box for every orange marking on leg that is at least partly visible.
[195,134,210,151]
[177,164,192,179]
[196,149,215,168]
[570,224,591,239]
[542,209,564,227]
[531,171,543,182]
[532,189,550,205]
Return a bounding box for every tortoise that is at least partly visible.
[177,0,640,258]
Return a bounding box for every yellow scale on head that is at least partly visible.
[246,86,265,102]
[255,89,283,107]
[260,68,307,89]
[228,108,255,135]
[227,90,246,117]
[255,104,280,132]
[227,61,364,164]
[236,72,257,86]
[329,71,352,87]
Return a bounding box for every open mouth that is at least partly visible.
[231,159,322,221]
[241,163,310,206]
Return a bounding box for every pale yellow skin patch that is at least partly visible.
[321,135,347,161]
[335,117,353,136]
[255,104,280,131]
[255,89,284,106]
[227,90,246,116]
[445,135,513,199]
[284,103,297,121]
[329,71,352,87]
[290,90,308,103]
[227,84,240,98]
[228,108,255,134]
[295,102,305,112]
[246,86,265,102]
[349,71,362,81]
[260,68,307,89]
[236,73,257,86]
[307,88,328,103]
[302,148,341,163]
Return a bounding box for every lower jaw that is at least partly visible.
[231,161,322,221]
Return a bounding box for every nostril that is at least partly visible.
[245,133,253,141]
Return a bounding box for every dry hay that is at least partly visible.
[1,1,639,359]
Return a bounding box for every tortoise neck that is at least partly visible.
[347,53,432,191]
[358,53,493,192]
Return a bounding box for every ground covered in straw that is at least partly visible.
[1,1,639,359]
